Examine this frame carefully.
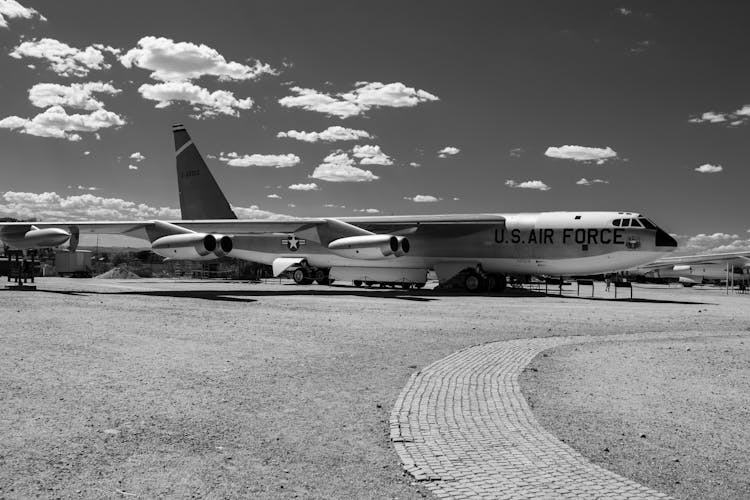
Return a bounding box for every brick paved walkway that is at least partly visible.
[390,335,678,499]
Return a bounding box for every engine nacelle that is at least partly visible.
[211,234,233,257]
[673,265,692,272]
[0,227,70,249]
[328,234,410,260]
[151,233,232,260]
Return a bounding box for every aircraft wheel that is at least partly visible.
[400,283,412,290]
[365,281,375,287]
[353,280,363,287]
[464,273,485,292]
[413,282,425,289]
[292,268,310,285]
[313,269,329,284]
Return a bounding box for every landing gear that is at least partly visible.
[292,266,333,285]
[462,270,506,293]
[487,274,507,292]
[313,268,332,285]
[353,280,363,287]
[292,268,313,285]
[464,272,486,292]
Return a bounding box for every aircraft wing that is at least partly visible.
[0,219,321,240]
[341,214,506,236]
[640,250,750,269]
[0,214,505,241]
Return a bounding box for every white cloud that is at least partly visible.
[617,7,631,15]
[83,151,90,156]
[505,179,550,191]
[27,82,121,110]
[278,87,359,118]
[694,163,723,174]
[688,111,726,124]
[509,147,523,158]
[354,208,380,214]
[310,151,379,182]
[352,144,393,165]
[137,81,253,118]
[689,106,750,126]
[544,145,618,164]
[277,125,372,143]
[405,194,440,202]
[128,165,139,170]
[0,105,125,141]
[0,191,180,221]
[453,197,460,201]
[230,205,293,219]
[278,81,438,118]
[437,146,460,158]
[120,36,275,82]
[0,0,46,28]
[130,152,145,162]
[76,185,97,191]
[10,38,117,77]
[288,183,318,191]
[267,193,281,199]
[576,178,609,186]
[675,232,750,255]
[218,151,300,168]
[409,162,420,168]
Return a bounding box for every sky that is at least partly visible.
[0,0,749,254]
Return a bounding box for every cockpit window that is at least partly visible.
[639,218,657,229]
[630,219,643,228]
[620,219,630,227]
[612,219,621,226]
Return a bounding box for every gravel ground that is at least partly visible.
[1,279,749,498]
[521,334,750,499]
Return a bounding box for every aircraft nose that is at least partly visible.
[655,228,677,247]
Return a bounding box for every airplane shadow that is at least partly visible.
[76,283,713,305]
[548,294,715,305]
[92,286,437,303]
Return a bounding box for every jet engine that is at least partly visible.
[672,265,692,272]
[151,233,232,260]
[328,234,410,260]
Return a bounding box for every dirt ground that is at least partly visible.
[521,335,750,499]
[1,278,749,499]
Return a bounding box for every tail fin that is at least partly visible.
[172,123,237,220]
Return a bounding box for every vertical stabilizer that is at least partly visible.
[173,123,236,220]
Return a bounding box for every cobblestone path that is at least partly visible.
[390,335,675,499]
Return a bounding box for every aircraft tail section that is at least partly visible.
[173,123,237,220]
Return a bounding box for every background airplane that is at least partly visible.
[0,124,678,291]
[627,251,750,287]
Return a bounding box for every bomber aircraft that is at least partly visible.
[0,124,678,291]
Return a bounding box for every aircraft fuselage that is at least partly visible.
[229,211,675,277]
